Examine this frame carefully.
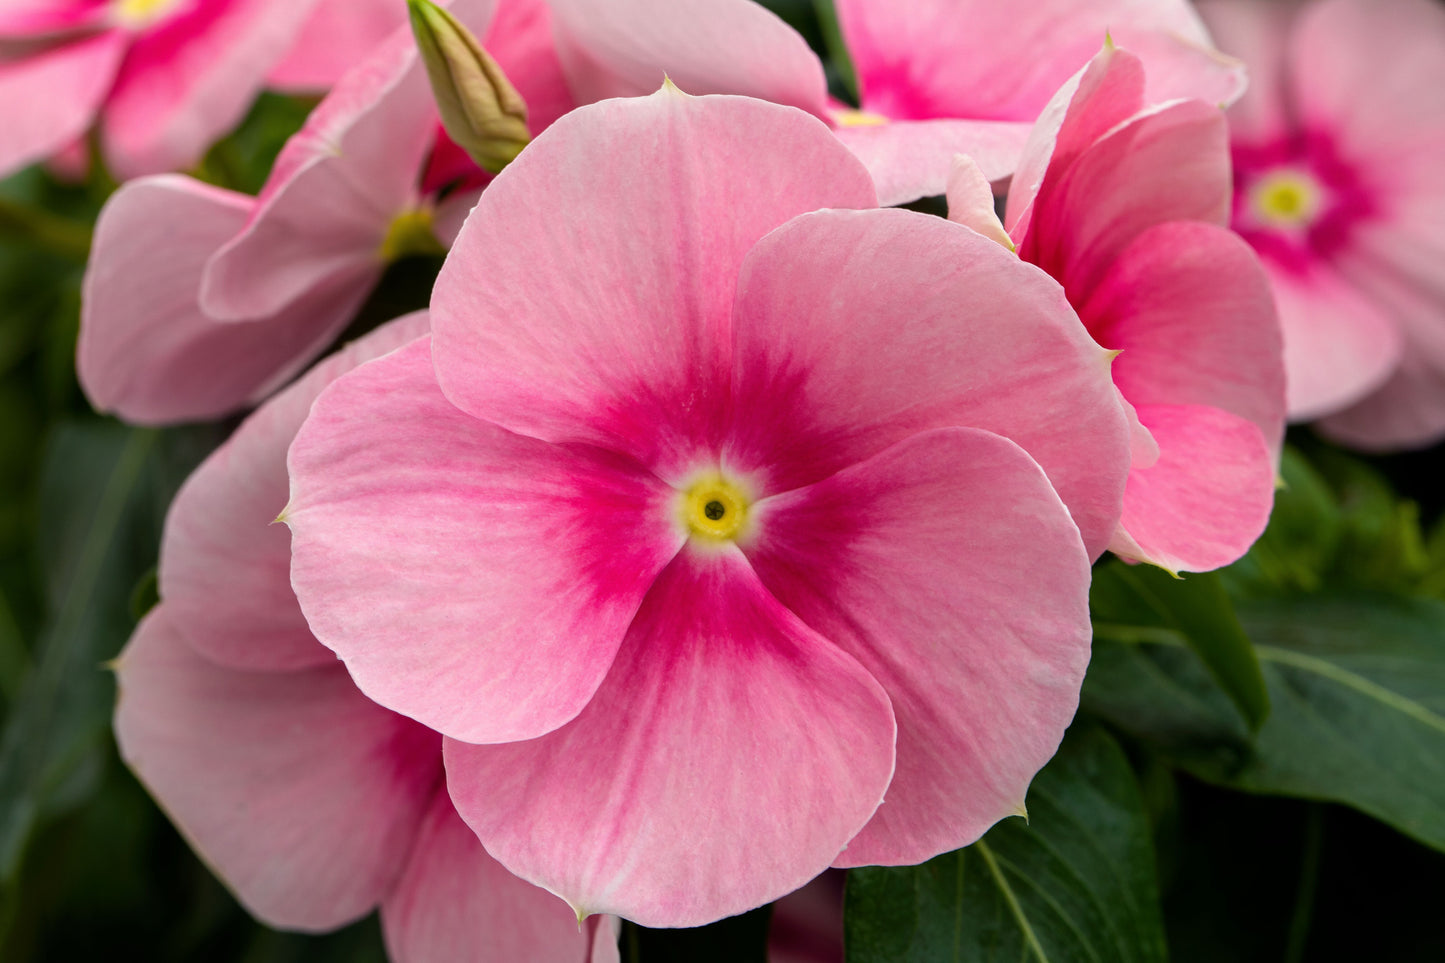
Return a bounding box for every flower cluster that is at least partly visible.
[8,0,1428,958]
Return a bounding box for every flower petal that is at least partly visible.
[744,427,1092,865]
[831,117,1030,206]
[444,545,896,927]
[1195,0,1297,143]
[1078,221,1285,449]
[161,313,429,671]
[114,606,441,932]
[430,88,875,482]
[380,790,595,963]
[547,0,828,115]
[286,336,685,744]
[0,29,125,178]
[726,207,1129,559]
[1109,403,1275,572]
[266,0,408,90]
[77,174,365,424]
[100,0,320,177]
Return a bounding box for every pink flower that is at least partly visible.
[78,0,568,424]
[283,88,1131,926]
[113,311,619,962]
[266,0,411,91]
[547,0,1245,204]
[0,0,328,179]
[1199,0,1445,448]
[957,42,1285,573]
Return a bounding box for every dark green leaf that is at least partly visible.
[1093,560,1270,731]
[845,726,1167,963]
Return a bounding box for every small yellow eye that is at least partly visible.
[1250,170,1322,228]
[680,475,750,541]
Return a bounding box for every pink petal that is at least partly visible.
[114,605,441,932]
[745,427,1092,865]
[726,207,1129,560]
[835,0,1215,122]
[430,88,876,483]
[943,153,1013,249]
[1265,259,1402,420]
[0,0,111,36]
[1194,0,1297,144]
[161,313,429,672]
[1018,98,1232,307]
[77,175,365,424]
[831,117,1030,206]
[100,0,321,178]
[1289,0,1445,168]
[1078,221,1285,449]
[200,25,447,321]
[1109,404,1275,572]
[286,337,685,744]
[0,29,125,177]
[381,790,595,963]
[265,0,407,90]
[444,546,896,927]
[486,0,576,135]
[547,0,828,115]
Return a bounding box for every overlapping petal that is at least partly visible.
[0,29,125,176]
[161,312,429,672]
[431,89,876,482]
[726,207,1128,559]
[831,118,1030,206]
[77,175,365,424]
[114,606,441,932]
[286,337,685,744]
[744,427,1092,866]
[381,790,599,963]
[267,0,408,90]
[444,546,896,927]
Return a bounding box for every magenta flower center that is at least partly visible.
[1231,134,1373,274]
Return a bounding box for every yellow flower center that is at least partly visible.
[1250,169,1322,229]
[832,108,890,128]
[113,0,181,27]
[378,208,446,263]
[680,475,750,542]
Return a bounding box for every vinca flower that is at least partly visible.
[283,87,1132,926]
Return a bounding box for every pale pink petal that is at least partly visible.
[588,917,620,963]
[1265,259,1402,420]
[1019,98,1232,306]
[0,0,110,36]
[745,427,1091,865]
[286,337,685,744]
[726,207,1128,560]
[77,175,365,424]
[831,117,1030,206]
[444,546,895,927]
[161,313,429,672]
[1078,221,1286,448]
[114,606,441,932]
[944,153,1012,249]
[486,0,575,135]
[834,0,1214,122]
[1195,0,1298,142]
[547,0,828,115]
[101,0,321,178]
[0,29,124,177]
[381,790,593,963]
[1119,30,1246,108]
[1289,0,1445,167]
[200,26,446,321]
[1109,404,1275,572]
[431,89,876,483]
[266,0,406,90]
[1004,44,1147,239]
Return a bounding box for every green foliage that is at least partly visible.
[845,727,1167,963]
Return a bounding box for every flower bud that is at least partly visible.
[407,0,530,174]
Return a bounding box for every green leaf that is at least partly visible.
[1093,560,1270,732]
[1084,593,1445,852]
[845,726,1167,963]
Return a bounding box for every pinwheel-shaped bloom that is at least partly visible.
[0,0,340,179]
[951,44,1285,573]
[114,312,619,963]
[284,89,1132,926]
[1199,0,1445,448]
[547,0,1244,204]
[78,0,568,424]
